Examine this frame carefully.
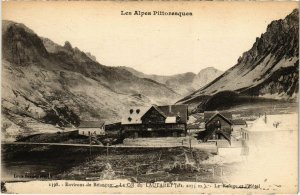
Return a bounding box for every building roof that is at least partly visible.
[205,112,233,125]
[158,105,188,123]
[140,105,169,121]
[78,121,105,128]
[121,104,188,125]
[152,105,168,118]
[231,119,247,125]
[165,116,176,123]
[204,111,232,122]
[105,122,122,131]
[121,106,150,125]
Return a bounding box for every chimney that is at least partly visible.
[169,105,172,113]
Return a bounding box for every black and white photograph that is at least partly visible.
[1,1,299,194]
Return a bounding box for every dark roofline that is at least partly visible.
[157,104,188,122]
[105,122,122,126]
[141,105,167,120]
[123,104,188,124]
[206,113,233,125]
[204,111,232,119]
[78,121,105,128]
[78,126,103,128]
[152,105,167,118]
[231,119,247,125]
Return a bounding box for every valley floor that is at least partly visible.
[1,113,298,194]
[2,144,237,183]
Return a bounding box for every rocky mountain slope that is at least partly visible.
[2,20,180,140]
[119,66,223,96]
[177,9,299,109]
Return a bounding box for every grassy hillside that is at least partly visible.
[1,20,180,140]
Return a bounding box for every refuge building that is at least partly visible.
[121,105,188,138]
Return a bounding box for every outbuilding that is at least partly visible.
[77,121,105,136]
[198,111,233,144]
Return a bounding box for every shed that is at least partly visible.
[231,118,247,132]
[78,121,105,136]
[198,111,233,144]
[231,119,247,126]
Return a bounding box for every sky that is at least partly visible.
[3,2,298,75]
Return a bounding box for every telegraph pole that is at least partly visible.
[188,131,192,154]
[106,144,109,156]
[189,136,192,154]
[89,134,91,156]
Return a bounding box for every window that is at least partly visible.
[136,109,140,114]
[176,115,181,123]
[215,120,221,128]
[130,109,133,114]
[128,117,132,122]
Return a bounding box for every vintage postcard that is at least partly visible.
[1,1,299,194]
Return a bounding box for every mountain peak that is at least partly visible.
[198,67,222,74]
[178,9,299,105]
[63,41,73,51]
[2,20,48,65]
[2,20,35,34]
[289,8,298,18]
